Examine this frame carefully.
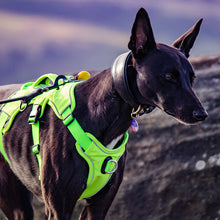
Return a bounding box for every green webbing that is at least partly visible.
[31,121,41,180]
[62,107,92,151]
[0,111,10,163]
[30,105,92,180]
[67,119,92,151]
[32,73,58,87]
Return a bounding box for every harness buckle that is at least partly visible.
[101,156,118,174]
[29,105,41,124]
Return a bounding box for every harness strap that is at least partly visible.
[62,106,92,151]
[29,105,42,180]
[31,121,41,180]
[29,105,92,181]
[0,111,10,163]
[0,72,127,200]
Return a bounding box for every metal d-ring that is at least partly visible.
[105,159,118,174]
[19,102,28,112]
[131,105,141,119]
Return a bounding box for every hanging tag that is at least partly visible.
[131,119,139,132]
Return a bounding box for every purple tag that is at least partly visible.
[131,119,139,132]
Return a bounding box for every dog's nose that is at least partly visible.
[193,109,208,121]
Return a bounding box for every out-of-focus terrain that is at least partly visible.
[106,54,220,220]
[0,1,220,219]
[0,0,219,85]
[0,55,219,220]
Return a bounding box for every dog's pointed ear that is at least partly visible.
[128,8,156,58]
[173,18,203,58]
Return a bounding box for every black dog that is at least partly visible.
[0,8,207,220]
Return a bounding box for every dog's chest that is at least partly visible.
[106,135,124,150]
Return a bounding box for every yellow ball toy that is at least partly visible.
[77,71,91,81]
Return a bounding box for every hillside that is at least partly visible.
[1,0,220,85]
[0,54,219,220]
[106,54,220,220]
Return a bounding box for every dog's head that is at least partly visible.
[128,8,207,124]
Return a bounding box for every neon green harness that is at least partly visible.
[0,73,128,200]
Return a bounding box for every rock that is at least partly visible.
[107,55,220,220]
[0,55,219,219]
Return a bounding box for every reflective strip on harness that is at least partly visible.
[0,111,10,163]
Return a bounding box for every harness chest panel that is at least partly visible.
[0,73,128,200]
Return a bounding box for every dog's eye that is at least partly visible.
[190,74,196,85]
[191,76,196,84]
[165,73,176,82]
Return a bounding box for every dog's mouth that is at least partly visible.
[164,109,193,125]
[164,109,175,117]
[164,108,208,125]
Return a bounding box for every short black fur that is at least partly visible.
[0,8,207,220]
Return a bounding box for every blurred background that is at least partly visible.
[0,1,220,219]
[0,0,219,85]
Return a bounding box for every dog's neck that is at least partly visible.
[74,69,133,146]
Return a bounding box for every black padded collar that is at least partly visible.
[111,51,140,108]
[111,51,155,115]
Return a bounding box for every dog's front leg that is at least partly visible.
[41,154,88,220]
[39,126,88,219]
[79,153,126,220]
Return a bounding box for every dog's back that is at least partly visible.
[0,84,21,101]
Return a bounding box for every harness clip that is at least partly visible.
[32,144,40,154]
[29,105,41,124]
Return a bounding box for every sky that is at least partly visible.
[0,0,219,85]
